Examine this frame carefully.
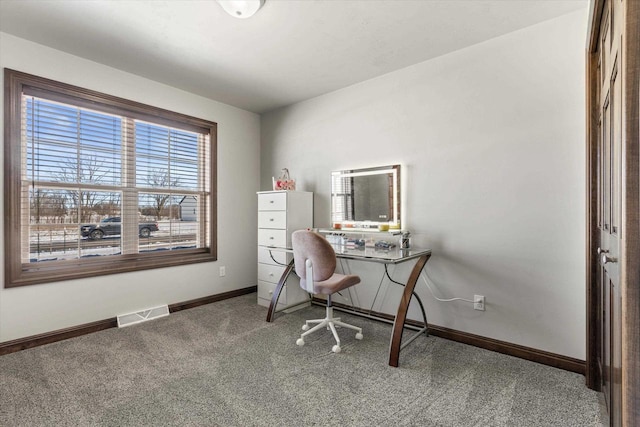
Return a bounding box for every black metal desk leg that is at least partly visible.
[388,253,431,367]
[412,291,429,337]
[266,259,295,323]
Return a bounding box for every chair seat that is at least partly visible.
[301,273,360,295]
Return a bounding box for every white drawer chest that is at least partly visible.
[256,191,313,309]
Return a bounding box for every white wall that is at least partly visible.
[0,33,260,342]
[261,10,588,359]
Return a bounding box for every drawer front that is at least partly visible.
[258,263,286,284]
[258,211,287,229]
[258,246,290,265]
[258,228,287,247]
[258,192,287,211]
[258,280,287,303]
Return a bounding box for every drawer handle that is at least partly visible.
[269,236,274,240]
[269,200,274,204]
[269,273,274,276]
[269,218,274,221]
[269,290,273,294]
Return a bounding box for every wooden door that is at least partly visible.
[596,2,622,421]
[587,0,640,426]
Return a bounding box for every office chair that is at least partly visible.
[292,230,363,353]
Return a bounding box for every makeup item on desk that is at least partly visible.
[345,238,366,248]
[374,240,395,249]
[333,222,342,230]
[378,223,390,232]
[389,221,401,230]
[326,233,345,245]
[400,232,411,249]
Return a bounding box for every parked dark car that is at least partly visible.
[81,217,159,240]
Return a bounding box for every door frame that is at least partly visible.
[586,0,639,424]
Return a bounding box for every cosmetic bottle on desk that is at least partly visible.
[400,232,411,249]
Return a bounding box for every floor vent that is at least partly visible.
[117,305,169,328]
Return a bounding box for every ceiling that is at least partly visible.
[0,0,587,114]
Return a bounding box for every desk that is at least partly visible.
[265,245,432,367]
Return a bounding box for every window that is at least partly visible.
[4,69,217,287]
[331,174,353,224]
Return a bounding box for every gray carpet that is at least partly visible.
[0,293,604,426]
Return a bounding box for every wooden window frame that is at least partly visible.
[4,69,217,287]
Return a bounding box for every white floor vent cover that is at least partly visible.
[117,305,169,328]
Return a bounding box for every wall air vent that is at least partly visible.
[117,305,169,328]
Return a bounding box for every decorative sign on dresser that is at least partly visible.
[256,191,313,309]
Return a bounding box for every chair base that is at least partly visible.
[296,306,363,353]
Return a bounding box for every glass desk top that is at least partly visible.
[332,245,430,264]
[265,245,431,264]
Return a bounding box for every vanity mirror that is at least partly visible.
[331,164,401,228]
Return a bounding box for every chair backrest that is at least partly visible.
[292,230,336,283]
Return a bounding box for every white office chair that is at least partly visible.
[292,230,363,353]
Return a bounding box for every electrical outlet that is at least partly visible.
[474,295,485,311]
[219,266,226,277]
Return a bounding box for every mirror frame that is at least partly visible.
[330,164,401,228]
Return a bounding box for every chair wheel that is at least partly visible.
[296,338,305,346]
[302,324,309,331]
[332,345,341,353]
[355,332,363,340]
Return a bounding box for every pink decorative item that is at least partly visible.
[273,168,296,191]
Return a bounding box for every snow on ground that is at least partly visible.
[29,220,199,262]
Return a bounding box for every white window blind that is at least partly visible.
[5,69,216,287]
[23,95,210,263]
[331,174,353,223]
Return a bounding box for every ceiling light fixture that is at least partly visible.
[216,0,265,19]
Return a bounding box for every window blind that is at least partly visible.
[331,174,353,223]
[5,69,216,287]
[22,95,210,264]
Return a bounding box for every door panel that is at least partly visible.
[588,1,640,425]
[595,1,622,425]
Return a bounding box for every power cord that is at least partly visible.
[280,252,474,305]
[384,264,405,286]
[385,263,474,304]
[268,250,291,267]
[421,271,475,303]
